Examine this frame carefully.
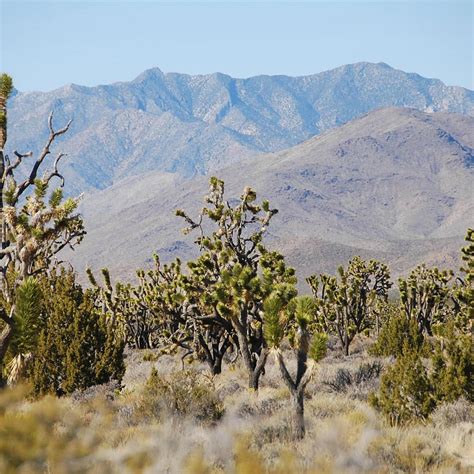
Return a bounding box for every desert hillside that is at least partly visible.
[67,107,474,285]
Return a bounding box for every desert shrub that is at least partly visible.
[31,269,125,396]
[369,347,435,425]
[0,385,116,474]
[4,278,43,384]
[323,368,353,393]
[369,312,426,357]
[430,322,473,403]
[140,368,224,423]
[142,350,159,362]
[430,398,474,427]
[354,361,383,384]
[323,361,383,393]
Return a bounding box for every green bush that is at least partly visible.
[431,322,473,403]
[31,269,124,396]
[369,312,427,358]
[369,347,435,425]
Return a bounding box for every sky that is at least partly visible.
[1,1,473,92]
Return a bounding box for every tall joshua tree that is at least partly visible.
[177,177,297,388]
[0,74,85,367]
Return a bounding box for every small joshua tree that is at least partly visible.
[398,264,453,336]
[0,74,85,368]
[176,177,297,388]
[307,256,391,355]
[265,295,327,439]
[87,267,152,348]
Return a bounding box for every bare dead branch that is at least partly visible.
[13,112,72,202]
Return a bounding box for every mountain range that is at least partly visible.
[64,107,473,286]
[7,62,474,194]
[5,63,473,286]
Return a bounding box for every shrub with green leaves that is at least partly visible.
[369,311,426,358]
[4,278,43,384]
[31,268,124,396]
[431,322,473,403]
[369,346,435,425]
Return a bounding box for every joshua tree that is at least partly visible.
[452,228,474,332]
[264,295,327,439]
[176,177,297,388]
[307,257,391,355]
[87,267,154,349]
[0,74,85,367]
[398,264,453,336]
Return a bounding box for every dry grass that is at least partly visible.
[1,342,473,473]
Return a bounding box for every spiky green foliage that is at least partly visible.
[31,268,124,396]
[308,332,328,363]
[87,267,147,348]
[0,74,13,137]
[0,74,13,99]
[307,256,392,355]
[370,346,435,426]
[174,177,297,387]
[266,295,327,439]
[398,265,453,336]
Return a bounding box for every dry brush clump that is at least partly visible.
[1,352,473,474]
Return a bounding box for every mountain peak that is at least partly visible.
[132,67,165,83]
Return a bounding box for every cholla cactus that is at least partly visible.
[176,177,297,388]
[307,257,391,355]
[265,295,327,439]
[398,264,453,336]
[0,74,85,368]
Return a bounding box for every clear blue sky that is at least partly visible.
[1,1,473,92]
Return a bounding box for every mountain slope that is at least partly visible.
[66,108,474,285]
[7,62,474,194]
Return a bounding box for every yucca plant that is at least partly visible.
[265,295,327,439]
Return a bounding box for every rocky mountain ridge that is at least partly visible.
[7,62,474,195]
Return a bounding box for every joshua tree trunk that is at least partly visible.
[344,335,350,356]
[198,332,232,376]
[0,324,13,368]
[236,326,268,390]
[291,388,305,440]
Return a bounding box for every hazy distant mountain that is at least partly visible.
[66,108,474,285]
[7,62,474,194]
